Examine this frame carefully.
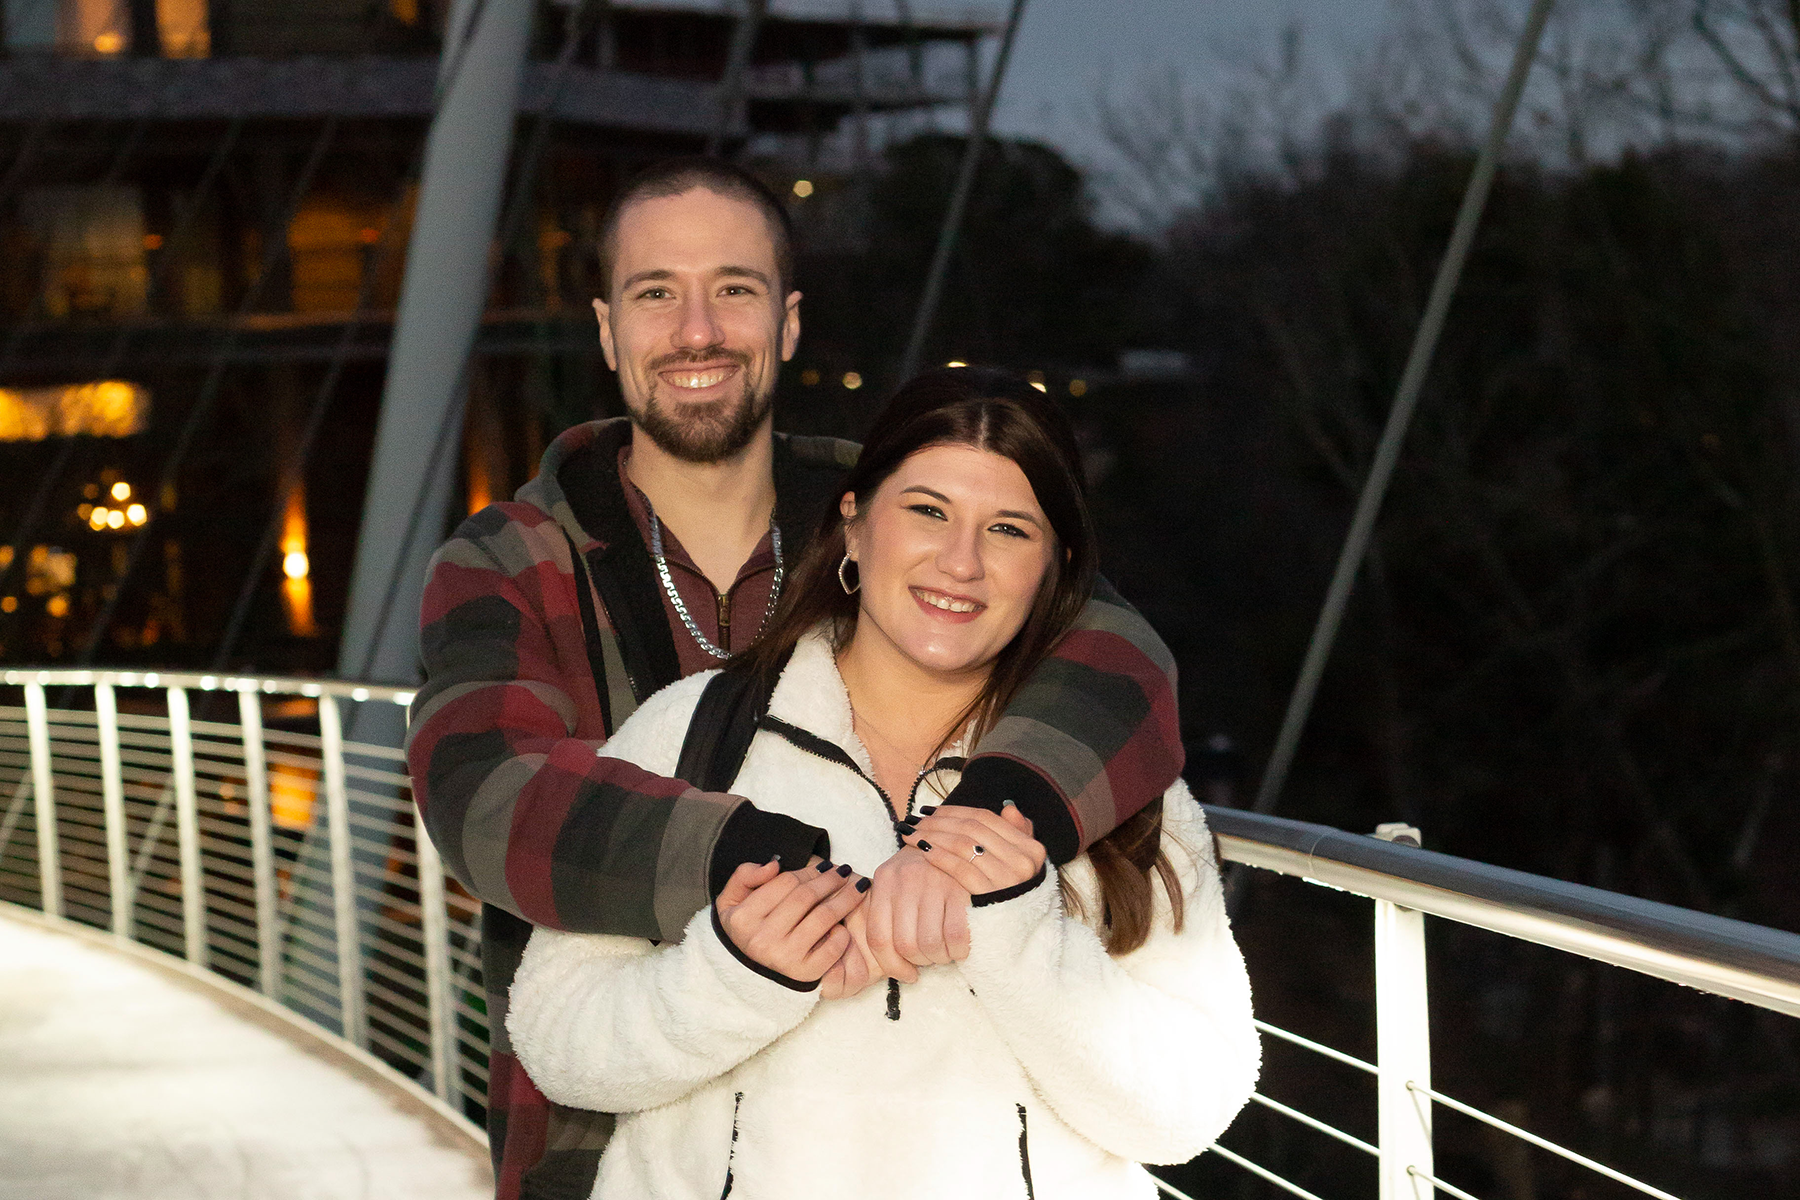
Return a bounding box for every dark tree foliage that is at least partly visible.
[784,133,1151,419]
[1112,140,1800,1199]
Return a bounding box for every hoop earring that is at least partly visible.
[838,554,860,595]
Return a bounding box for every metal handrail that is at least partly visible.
[6,668,1798,1200]
[1,667,416,707]
[1205,805,1800,1019]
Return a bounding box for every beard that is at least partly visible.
[631,351,773,464]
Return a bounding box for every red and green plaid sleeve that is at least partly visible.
[405,503,825,941]
[948,578,1182,865]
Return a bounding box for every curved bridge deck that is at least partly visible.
[0,911,492,1200]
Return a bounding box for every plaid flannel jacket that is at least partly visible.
[406,418,1184,1200]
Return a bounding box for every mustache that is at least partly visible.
[648,348,752,372]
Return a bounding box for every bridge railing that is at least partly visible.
[4,667,1798,1199]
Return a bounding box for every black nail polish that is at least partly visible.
[916,839,933,852]
[920,805,938,815]
[897,821,917,834]
[816,861,834,873]
[836,863,853,877]
[856,878,871,893]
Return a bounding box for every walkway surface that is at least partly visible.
[0,911,493,1200]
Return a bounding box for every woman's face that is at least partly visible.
[842,443,1056,681]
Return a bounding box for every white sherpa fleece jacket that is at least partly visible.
[507,630,1260,1200]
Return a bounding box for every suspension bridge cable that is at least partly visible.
[1248,0,1558,817]
[343,0,607,685]
[707,0,769,156]
[43,8,509,666]
[211,0,608,678]
[73,116,344,666]
[894,0,1028,384]
[0,120,245,618]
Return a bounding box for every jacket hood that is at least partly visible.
[513,417,632,552]
[513,416,860,559]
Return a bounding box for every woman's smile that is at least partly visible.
[910,586,985,620]
[840,443,1054,682]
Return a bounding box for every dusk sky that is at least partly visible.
[986,0,1401,161]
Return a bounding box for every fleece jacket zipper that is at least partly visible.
[759,715,964,1021]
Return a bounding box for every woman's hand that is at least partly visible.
[861,847,971,981]
[715,857,868,984]
[819,905,883,999]
[901,803,1046,896]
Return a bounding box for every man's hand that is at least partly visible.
[862,846,972,983]
[900,803,1046,896]
[715,858,867,984]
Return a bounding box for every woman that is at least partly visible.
[507,368,1259,1199]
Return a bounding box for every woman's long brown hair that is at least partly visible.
[739,367,1181,954]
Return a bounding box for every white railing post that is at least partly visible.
[95,683,130,937]
[23,680,61,919]
[415,805,455,1106]
[238,688,281,997]
[1375,823,1432,1200]
[167,686,206,966]
[318,693,366,1047]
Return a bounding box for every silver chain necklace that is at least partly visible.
[647,505,783,661]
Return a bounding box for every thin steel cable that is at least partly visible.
[208,153,427,678]
[1411,1081,1684,1200]
[1196,1144,1333,1200]
[0,119,245,614]
[894,0,1029,383]
[1247,1092,1379,1158]
[1255,1017,1378,1075]
[74,117,343,666]
[1249,0,1558,817]
[1409,1167,1488,1200]
[707,0,768,155]
[0,119,147,374]
[344,0,605,684]
[7,7,500,652]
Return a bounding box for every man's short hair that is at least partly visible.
[598,157,796,299]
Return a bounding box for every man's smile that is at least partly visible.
[659,363,740,391]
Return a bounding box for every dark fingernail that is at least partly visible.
[856,878,871,893]
[836,863,853,877]
[916,839,933,852]
[920,805,937,815]
[897,821,917,835]
[816,860,834,873]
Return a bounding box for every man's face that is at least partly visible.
[594,188,801,463]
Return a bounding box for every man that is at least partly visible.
[407,158,1183,1200]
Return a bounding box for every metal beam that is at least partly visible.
[895,0,1029,383]
[337,0,536,686]
[1251,0,1558,816]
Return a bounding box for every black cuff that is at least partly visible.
[943,757,1079,866]
[710,903,819,992]
[707,804,831,899]
[972,864,1048,908]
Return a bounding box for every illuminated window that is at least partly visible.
[18,186,149,318]
[288,195,407,313]
[157,0,210,58]
[68,1,128,56]
[0,381,149,441]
